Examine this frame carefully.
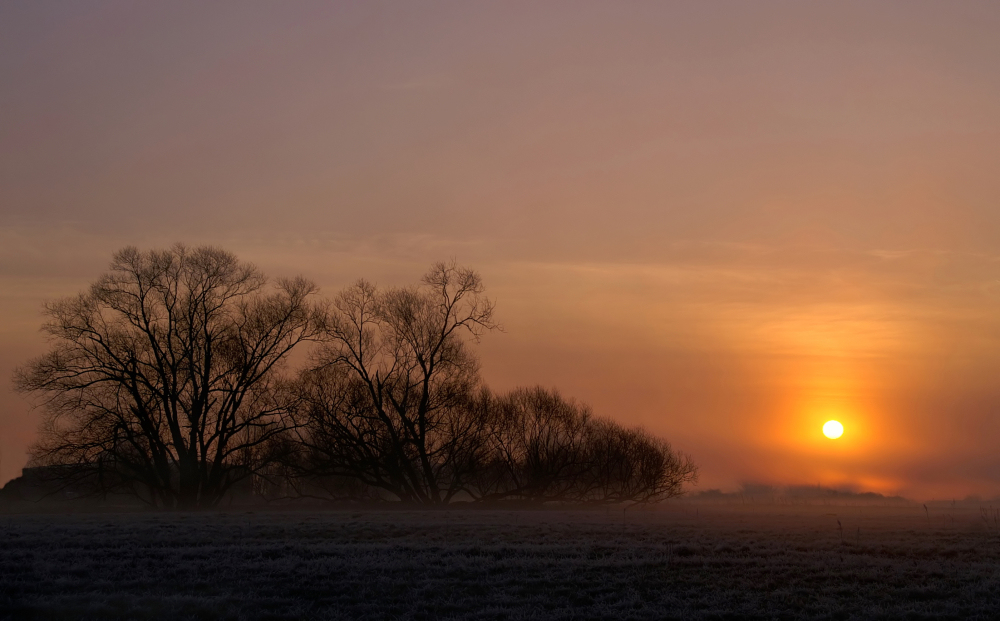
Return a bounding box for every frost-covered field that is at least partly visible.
[2,503,1000,620]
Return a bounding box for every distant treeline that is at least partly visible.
[690,484,908,505]
[13,245,696,509]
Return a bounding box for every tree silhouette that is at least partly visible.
[16,250,697,508]
[291,262,499,504]
[15,245,320,508]
[473,387,697,504]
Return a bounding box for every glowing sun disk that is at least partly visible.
[823,420,844,439]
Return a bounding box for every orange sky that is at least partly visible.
[3,1,1000,499]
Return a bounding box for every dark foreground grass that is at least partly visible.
[2,503,1000,620]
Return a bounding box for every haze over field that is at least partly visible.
[3,1,1000,499]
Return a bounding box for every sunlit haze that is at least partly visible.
[3,1,1000,500]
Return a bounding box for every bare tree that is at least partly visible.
[579,419,697,503]
[472,387,592,502]
[293,261,500,504]
[15,245,320,509]
[474,387,697,504]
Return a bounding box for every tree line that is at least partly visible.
[15,245,697,509]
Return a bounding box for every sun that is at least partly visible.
[822,420,844,439]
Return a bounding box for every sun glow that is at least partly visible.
[823,420,844,439]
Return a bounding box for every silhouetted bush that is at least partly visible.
[471,387,696,504]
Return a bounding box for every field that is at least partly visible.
[2,501,1000,620]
